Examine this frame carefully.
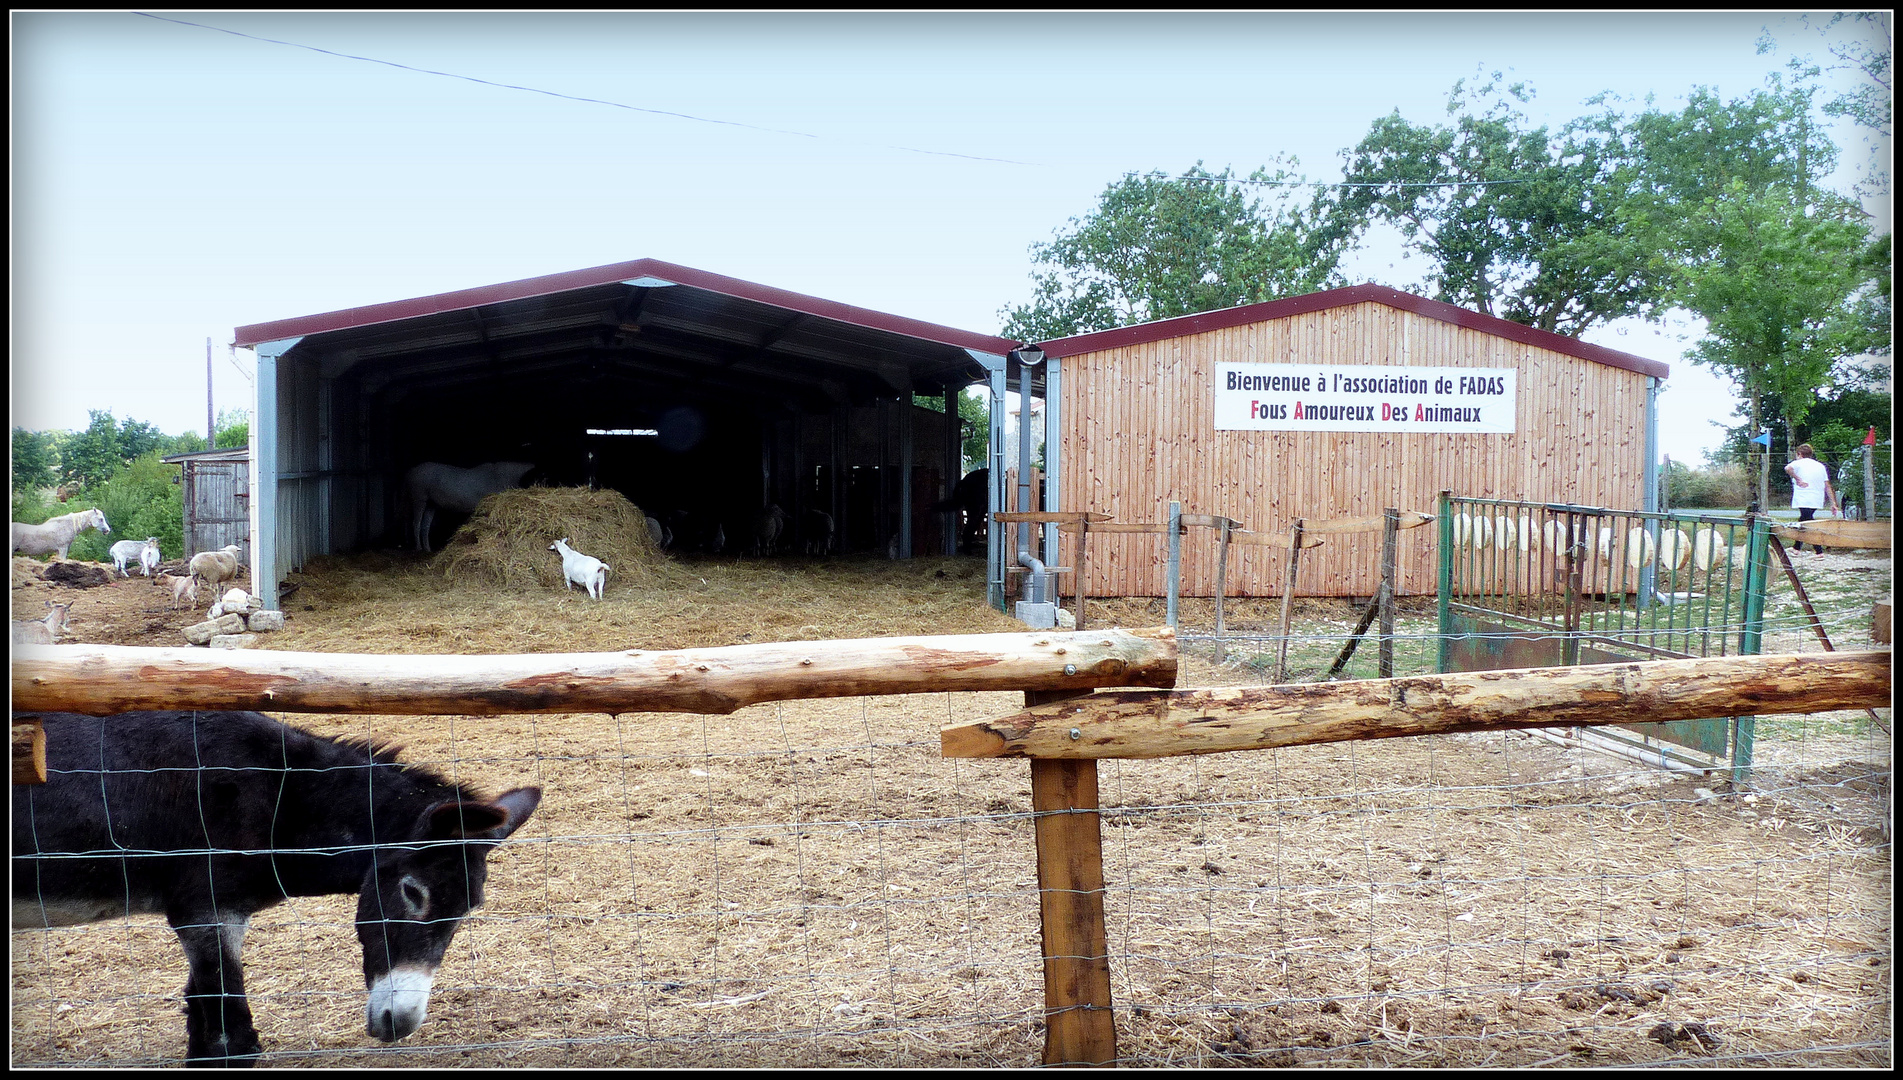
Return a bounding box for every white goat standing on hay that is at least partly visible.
[549,537,608,600]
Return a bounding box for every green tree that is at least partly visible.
[1001,160,1345,341]
[11,427,59,491]
[1330,71,1669,334]
[214,407,250,450]
[60,409,127,489]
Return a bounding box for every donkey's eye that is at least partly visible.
[399,876,430,917]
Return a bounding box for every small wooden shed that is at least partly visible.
[160,446,251,560]
[1036,285,1670,598]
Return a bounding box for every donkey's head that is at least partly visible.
[355,787,541,1042]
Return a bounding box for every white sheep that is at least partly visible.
[12,600,73,645]
[188,544,245,594]
[549,537,608,600]
[110,536,161,577]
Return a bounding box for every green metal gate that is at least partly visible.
[1436,494,1771,776]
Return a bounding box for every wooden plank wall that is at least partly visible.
[1058,302,1651,598]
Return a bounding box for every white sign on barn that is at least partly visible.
[1214,362,1517,434]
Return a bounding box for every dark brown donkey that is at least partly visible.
[12,710,540,1067]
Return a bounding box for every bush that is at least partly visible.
[63,452,184,564]
[1666,461,1752,509]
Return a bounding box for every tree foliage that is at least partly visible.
[12,427,59,492]
[1001,161,1344,341]
[1329,72,1668,335]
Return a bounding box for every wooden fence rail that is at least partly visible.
[8,628,1177,719]
[13,633,1889,1069]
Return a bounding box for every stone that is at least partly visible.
[209,633,263,649]
[183,612,247,646]
[245,609,285,632]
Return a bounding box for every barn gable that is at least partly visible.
[1035,286,1668,599]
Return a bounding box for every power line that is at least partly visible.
[135,12,1574,189]
[130,12,1044,167]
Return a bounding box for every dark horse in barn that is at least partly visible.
[11,710,541,1067]
[932,467,990,555]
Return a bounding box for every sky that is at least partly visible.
[10,11,1891,466]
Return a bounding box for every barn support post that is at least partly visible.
[831,406,849,554]
[944,388,961,555]
[975,351,1009,611]
[1043,353,1062,574]
[898,394,914,559]
[250,337,299,612]
[1025,689,1116,1067]
[1638,376,1661,611]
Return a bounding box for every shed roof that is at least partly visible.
[232,258,1027,407]
[1033,284,1669,380]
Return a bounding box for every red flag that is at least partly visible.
[1865,425,1879,446]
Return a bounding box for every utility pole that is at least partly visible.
[207,337,215,445]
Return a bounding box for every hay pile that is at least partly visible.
[433,487,675,591]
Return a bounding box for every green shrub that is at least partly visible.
[64,452,184,563]
[1666,461,1754,509]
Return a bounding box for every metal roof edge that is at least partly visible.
[1034,284,1669,379]
[232,257,1024,355]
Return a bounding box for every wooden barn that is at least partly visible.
[1034,285,1670,599]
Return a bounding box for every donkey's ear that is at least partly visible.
[424,800,508,840]
[424,787,541,841]
[487,787,542,839]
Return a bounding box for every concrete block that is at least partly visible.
[1014,601,1058,629]
[209,633,263,649]
[245,609,285,633]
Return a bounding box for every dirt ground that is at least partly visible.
[10,548,1892,1068]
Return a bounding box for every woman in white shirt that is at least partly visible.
[1783,443,1840,553]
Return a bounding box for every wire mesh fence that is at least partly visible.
[11,548,1892,1068]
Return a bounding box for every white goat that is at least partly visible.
[188,544,245,594]
[110,536,161,577]
[155,572,198,610]
[549,537,608,600]
[12,600,73,645]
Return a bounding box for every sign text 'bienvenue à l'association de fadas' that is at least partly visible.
[1214,363,1517,434]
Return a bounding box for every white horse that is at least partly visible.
[10,507,111,560]
[405,461,536,553]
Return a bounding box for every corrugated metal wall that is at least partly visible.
[1057,302,1650,598]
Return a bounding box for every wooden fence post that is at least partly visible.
[1379,508,1398,678]
[1026,689,1116,1066]
[1213,518,1232,663]
[1273,519,1305,683]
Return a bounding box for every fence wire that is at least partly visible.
[11,562,1892,1068]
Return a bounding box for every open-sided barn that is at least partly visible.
[231,259,1034,609]
[1034,285,1670,598]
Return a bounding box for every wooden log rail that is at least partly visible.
[944,649,1892,759]
[9,628,1178,718]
